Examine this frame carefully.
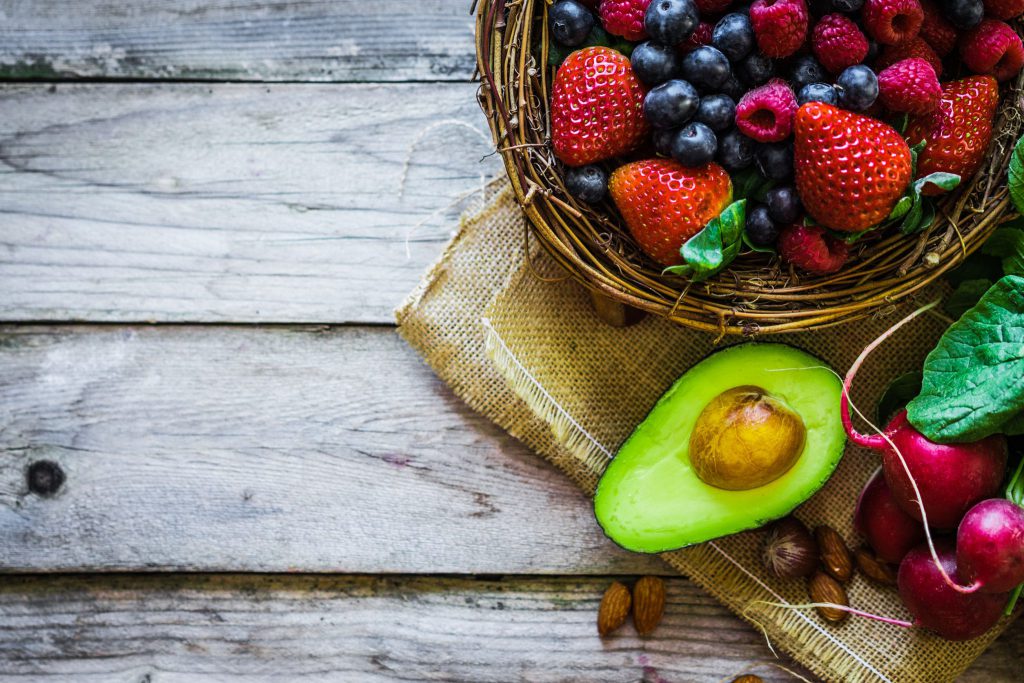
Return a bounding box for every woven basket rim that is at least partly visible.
[474,0,1024,335]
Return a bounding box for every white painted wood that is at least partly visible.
[0,325,663,575]
[0,82,502,324]
[0,0,476,82]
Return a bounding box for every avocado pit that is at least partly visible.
[689,385,806,491]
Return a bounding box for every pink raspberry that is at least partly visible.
[678,20,714,52]
[735,79,798,142]
[599,0,651,41]
[960,19,1024,82]
[811,14,870,73]
[778,224,849,275]
[875,36,943,76]
[695,0,735,14]
[877,58,942,114]
[749,0,810,58]
[983,0,1024,19]
[919,0,957,56]
[862,0,924,45]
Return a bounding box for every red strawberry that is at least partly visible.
[609,159,733,266]
[600,0,651,41]
[905,76,1000,195]
[919,0,957,56]
[794,103,912,231]
[551,47,650,167]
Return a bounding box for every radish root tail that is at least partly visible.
[843,299,982,595]
[750,599,916,628]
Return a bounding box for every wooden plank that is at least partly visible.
[0,82,502,324]
[0,324,663,575]
[0,574,817,683]
[0,0,476,82]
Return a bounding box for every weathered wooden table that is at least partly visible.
[0,3,1019,681]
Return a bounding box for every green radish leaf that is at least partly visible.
[945,251,1004,288]
[907,275,1024,443]
[1000,412,1024,436]
[877,371,923,425]
[945,278,994,318]
[981,224,1024,277]
[665,200,747,282]
[1009,133,1024,215]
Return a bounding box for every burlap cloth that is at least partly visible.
[395,179,1015,683]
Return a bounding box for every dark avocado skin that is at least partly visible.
[593,343,847,553]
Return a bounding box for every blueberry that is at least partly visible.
[671,122,719,167]
[746,204,779,246]
[764,186,802,224]
[712,13,756,62]
[831,0,864,11]
[653,127,678,156]
[631,41,683,85]
[719,73,748,101]
[717,128,756,171]
[789,55,828,93]
[738,52,775,86]
[681,46,732,90]
[565,165,608,204]
[797,82,839,106]
[694,94,736,132]
[942,0,984,29]
[755,141,794,181]
[549,0,595,47]
[644,79,701,128]
[644,0,700,45]
[836,65,878,111]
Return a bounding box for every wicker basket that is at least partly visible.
[474,0,1024,335]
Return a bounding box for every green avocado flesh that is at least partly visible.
[594,343,846,553]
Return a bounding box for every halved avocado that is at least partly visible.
[594,343,846,553]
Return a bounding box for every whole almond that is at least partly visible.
[597,581,631,636]
[855,547,898,585]
[632,576,666,636]
[815,525,854,583]
[808,571,849,623]
[731,676,764,683]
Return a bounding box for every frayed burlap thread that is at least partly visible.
[396,179,1016,683]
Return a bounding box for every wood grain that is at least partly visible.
[0,574,810,683]
[0,0,476,82]
[0,324,662,575]
[0,82,501,324]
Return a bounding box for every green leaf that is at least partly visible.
[916,172,961,193]
[1000,412,1024,436]
[906,275,1024,443]
[945,278,994,318]
[888,195,913,221]
[742,231,777,254]
[982,225,1024,277]
[1009,133,1024,215]
[731,168,774,202]
[877,371,923,425]
[546,26,632,66]
[666,200,747,282]
[897,173,960,234]
[946,251,1003,288]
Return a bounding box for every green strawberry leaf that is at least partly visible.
[827,226,878,244]
[546,26,633,67]
[897,172,960,234]
[1009,133,1024,215]
[909,139,927,178]
[731,168,775,202]
[664,200,747,282]
[916,171,961,193]
[946,278,994,318]
[888,195,914,221]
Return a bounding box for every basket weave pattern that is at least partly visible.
[475,0,1024,335]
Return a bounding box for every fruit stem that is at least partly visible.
[843,299,982,595]
[841,301,939,450]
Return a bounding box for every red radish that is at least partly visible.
[855,467,925,563]
[898,541,1008,641]
[956,499,1024,594]
[862,410,1007,530]
[841,301,1006,594]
